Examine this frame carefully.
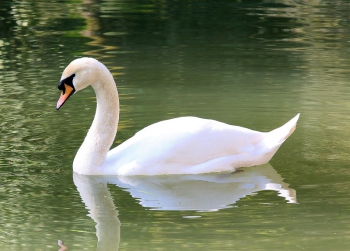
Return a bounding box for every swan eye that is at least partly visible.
[58,74,76,94]
[56,74,76,110]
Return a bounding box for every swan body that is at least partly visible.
[56,57,300,176]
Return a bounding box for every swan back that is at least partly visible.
[103,115,299,175]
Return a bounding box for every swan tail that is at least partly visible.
[265,113,300,148]
[252,114,300,165]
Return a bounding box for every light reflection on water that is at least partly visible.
[1,0,350,250]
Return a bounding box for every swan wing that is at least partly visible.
[106,117,265,175]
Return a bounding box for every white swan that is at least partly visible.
[56,57,299,175]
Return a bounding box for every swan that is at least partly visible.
[56,57,300,175]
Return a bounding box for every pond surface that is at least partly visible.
[1,0,350,250]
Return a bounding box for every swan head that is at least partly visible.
[56,57,107,110]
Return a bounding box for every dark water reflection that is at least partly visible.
[1,0,350,250]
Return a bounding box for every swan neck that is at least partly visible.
[74,71,119,174]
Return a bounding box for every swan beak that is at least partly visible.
[56,84,74,110]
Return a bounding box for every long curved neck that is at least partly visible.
[73,70,119,174]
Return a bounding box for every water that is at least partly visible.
[1,0,350,250]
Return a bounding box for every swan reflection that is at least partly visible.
[72,164,296,250]
[112,163,296,210]
[73,174,121,251]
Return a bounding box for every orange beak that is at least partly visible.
[56,84,74,110]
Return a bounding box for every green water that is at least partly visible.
[1,0,350,250]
